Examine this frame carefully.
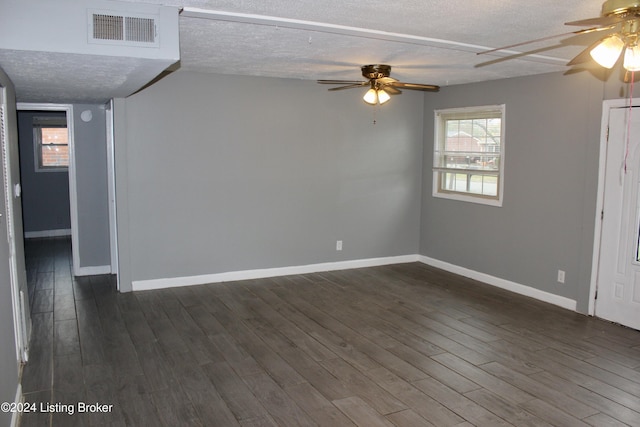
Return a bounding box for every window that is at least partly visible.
[433,105,505,206]
[33,116,69,171]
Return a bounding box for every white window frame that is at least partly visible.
[32,116,69,172]
[432,104,505,206]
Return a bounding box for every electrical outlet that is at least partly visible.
[557,270,565,284]
[336,240,343,251]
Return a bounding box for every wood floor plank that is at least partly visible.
[582,412,631,427]
[21,312,53,393]
[19,390,51,427]
[385,409,436,427]
[31,289,53,314]
[149,386,203,427]
[284,382,356,427]
[518,398,589,427]
[479,361,599,419]
[52,351,83,393]
[412,376,512,427]
[584,356,640,384]
[269,286,380,372]
[232,328,307,388]
[75,298,108,366]
[363,366,464,426]
[432,353,535,405]
[529,371,640,427]
[276,348,353,401]
[319,357,407,415]
[242,284,340,362]
[386,344,481,393]
[53,292,76,321]
[53,318,80,356]
[332,396,396,427]
[243,372,317,427]
[208,332,264,378]
[116,375,163,427]
[201,361,270,422]
[536,348,640,398]
[464,389,553,427]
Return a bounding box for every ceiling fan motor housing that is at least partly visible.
[602,0,640,16]
[361,64,391,79]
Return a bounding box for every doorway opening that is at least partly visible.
[16,104,80,277]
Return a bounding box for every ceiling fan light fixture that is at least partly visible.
[363,88,379,104]
[624,44,640,70]
[378,89,391,104]
[590,34,625,68]
[363,88,391,105]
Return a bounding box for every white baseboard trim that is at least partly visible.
[132,255,420,292]
[75,265,111,277]
[418,255,577,311]
[24,228,71,239]
[10,383,21,427]
[129,253,577,312]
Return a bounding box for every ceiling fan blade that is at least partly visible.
[387,81,440,91]
[376,77,401,94]
[317,80,366,85]
[567,46,595,66]
[565,15,624,27]
[327,83,368,91]
[377,77,398,84]
[477,26,613,56]
[382,86,402,95]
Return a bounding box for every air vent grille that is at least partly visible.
[93,14,124,41]
[90,10,158,46]
[125,16,155,43]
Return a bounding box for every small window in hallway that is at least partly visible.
[33,116,68,171]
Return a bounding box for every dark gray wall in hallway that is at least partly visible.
[18,110,71,234]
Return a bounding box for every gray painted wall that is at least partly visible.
[115,71,425,291]
[18,110,71,234]
[0,67,21,427]
[72,104,111,269]
[113,66,633,314]
[420,71,605,313]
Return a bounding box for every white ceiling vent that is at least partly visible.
[89,10,159,47]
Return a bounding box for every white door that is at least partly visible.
[596,106,640,330]
[0,88,30,362]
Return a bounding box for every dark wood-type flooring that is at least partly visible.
[18,237,640,426]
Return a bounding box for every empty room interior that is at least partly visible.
[1,0,640,426]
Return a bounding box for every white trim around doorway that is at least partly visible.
[589,98,640,316]
[16,103,81,276]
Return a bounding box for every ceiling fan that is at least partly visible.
[480,0,640,73]
[318,64,439,105]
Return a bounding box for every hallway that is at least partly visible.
[20,237,117,426]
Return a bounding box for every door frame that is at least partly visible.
[16,103,81,276]
[589,98,640,316]
[105,100,119,287]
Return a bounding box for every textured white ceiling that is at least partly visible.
[2,0,611,103]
